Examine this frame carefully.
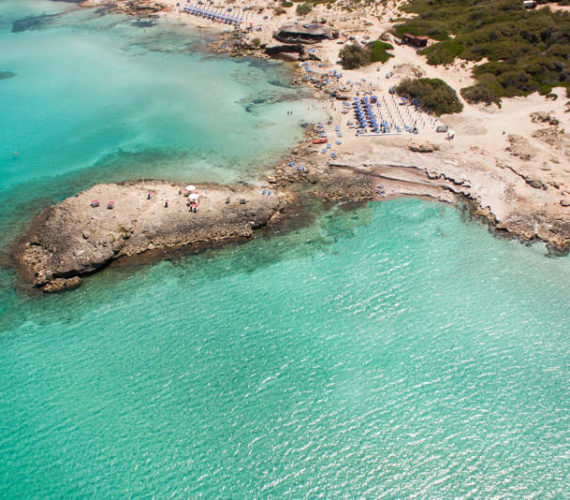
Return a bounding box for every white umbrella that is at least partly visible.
[189,193,200,201]
[185,185,196,192]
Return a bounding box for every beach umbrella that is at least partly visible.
[186,185,196,192]
[189,193,200,201]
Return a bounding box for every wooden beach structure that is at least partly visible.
[401,33,428,48]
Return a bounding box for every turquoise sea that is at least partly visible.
[1,1,569,497]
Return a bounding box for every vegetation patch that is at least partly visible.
[339,40,394,69]
[396,77,464,115]
[368,40,395,63]
[339,44,371,69]
[296,3,313,15]
[394,0,570,103]
[461,83,500,105]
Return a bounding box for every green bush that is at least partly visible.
[339,44,371,69]
[393,0,570,101]
[461,84,500,105]
[539,84,553,95]
[296,3,312,15]
[396,77,464,115]
[339,40,394,69]
[368,40,394,63]
[421,39,464,65]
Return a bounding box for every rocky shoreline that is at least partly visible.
[13,181,290,292]
[269,128,570,256]
[11,0,570,292]
[12,119,570,293]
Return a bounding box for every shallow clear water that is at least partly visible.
[1,200,569,497]
[1,1,569,498]
[0,0,324,242]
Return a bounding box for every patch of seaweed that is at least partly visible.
[11,13,61,33]
[131,18,157,29]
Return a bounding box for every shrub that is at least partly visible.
[281,1,293,6]
[368,40,394,63]
[339,44,371,69]
[539,84,553,95]
[296,3,312,15]
[461,84,500,105]
[393,0,570,100]
[396,77,463,115]
[251,38,261,46]
[274,7,286,15]
[339,40,394,69]
[421,39,464,65]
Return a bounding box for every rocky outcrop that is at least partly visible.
[118,1,165,17]
[408,141,439,153]
[530,111,559,126]
[506,134,534,161]
[15,181,285,292]
[532,126,570,157]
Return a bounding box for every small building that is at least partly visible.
[274,24,339,44]
[402,33,428,48]
[523,0,537,8]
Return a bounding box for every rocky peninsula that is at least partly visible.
[14,181,288,292]
[11,0,570,292]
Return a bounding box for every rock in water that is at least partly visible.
[14,181,284,292]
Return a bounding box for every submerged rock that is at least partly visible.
[0,71,16,81]
[131,18,157,28]
[42,277,82,293]
[11,13,60,33]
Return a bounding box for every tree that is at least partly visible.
[396,78,463,115]
[339,44,371,70]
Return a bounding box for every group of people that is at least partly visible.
[145,189,199,212]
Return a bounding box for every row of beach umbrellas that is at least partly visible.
[183,5,241,25]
